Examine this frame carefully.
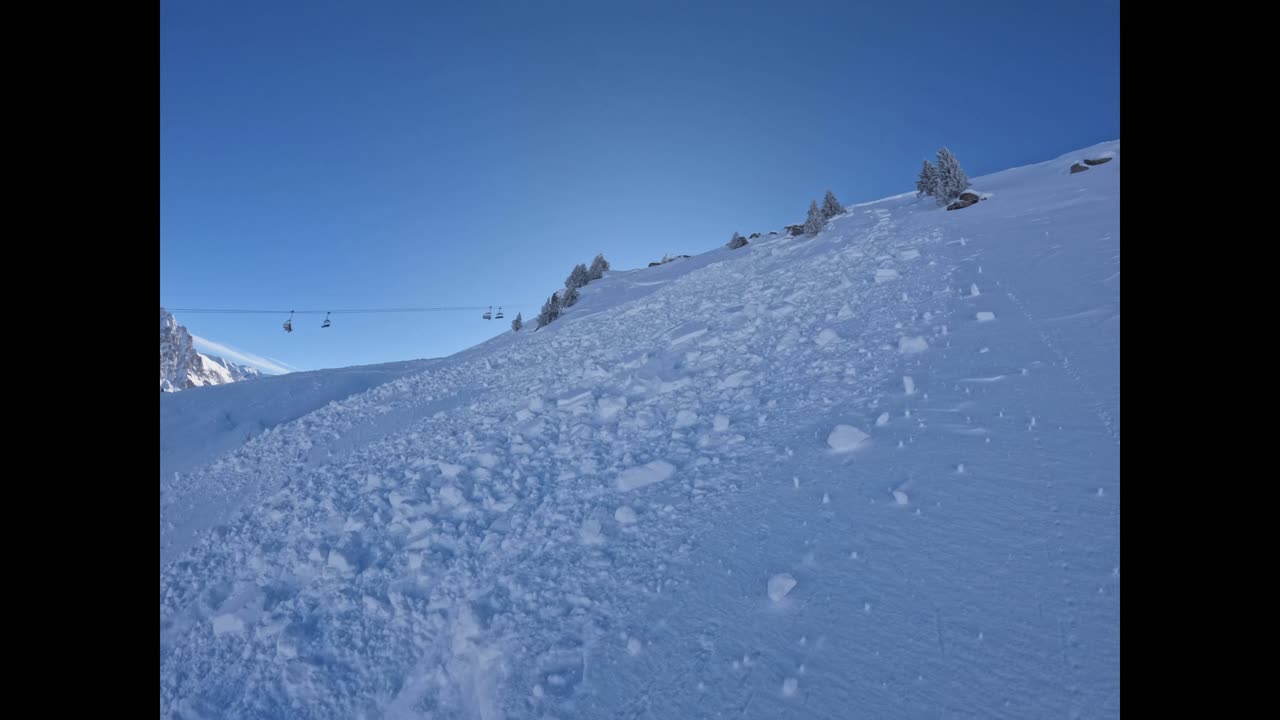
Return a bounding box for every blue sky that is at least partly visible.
[160,0,1119,373]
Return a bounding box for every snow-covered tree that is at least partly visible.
[536,295,560,328]
[566,263,591,290]
[588,253,610,280]
[727,232,748,249]
[915,160,939,199]
[560,285,580,308]
[821,190,845,221]
[934,147,970,204]
[511,312,523,332]
[803,200,824,235]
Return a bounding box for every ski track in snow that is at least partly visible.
[160,141,1120,719]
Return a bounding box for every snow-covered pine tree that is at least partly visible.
[511,312,523,332]
[803,200,824,235]
[915,160,939,199]
[934,147,971,205]
[821,190,845,221]
[727,232,748,249]
[560,285,580,308]
[536,295,561,328]
[566,263,591,289]
[588,253,610,280]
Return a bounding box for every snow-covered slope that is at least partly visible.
[161,307,264,391]
[160,141,1119,719]
[161,358,439,488]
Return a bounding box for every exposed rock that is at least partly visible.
[1083,156,1113,166]
[946,191,981,211]
[1070,162,1090,174]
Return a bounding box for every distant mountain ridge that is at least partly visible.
[160,307,262,391]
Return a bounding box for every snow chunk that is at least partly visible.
[440,485,466,507]
[898,249,920,261]
[626,637,642,656]
[816,328,839,347]
[719,370,752,389]
[976,311,996,322]
[782,677,799,697]
[768,573,797,602]
[617,460,676,491]
[328,548,357,574]
[898,336,929,354]
[903,376,916,395]
[212,613,245,636]
[827,425,871,452]
[669,327,707,345]
[580,518,605,545]
[837,303,855,320]
[876,412,890,427]
[598,395,628,421]
[558,391,595,411]
[874,268,899,284]
[276,631,299,658]
[614,506,638,524]
[713,414,730,432]
[893,490,909,505]
[674,409,699,429]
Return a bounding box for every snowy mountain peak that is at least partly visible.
[160,307,261,392]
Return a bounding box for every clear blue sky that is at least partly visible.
[160,0,1119,374]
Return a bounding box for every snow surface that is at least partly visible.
[160,141,1120,719]
[898,335,929,354]
[160,359,437,502]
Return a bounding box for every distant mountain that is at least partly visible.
[160,307,262,391]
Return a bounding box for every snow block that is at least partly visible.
[617,460,676,492]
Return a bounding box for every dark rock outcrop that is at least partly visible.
[945,191,981,211]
